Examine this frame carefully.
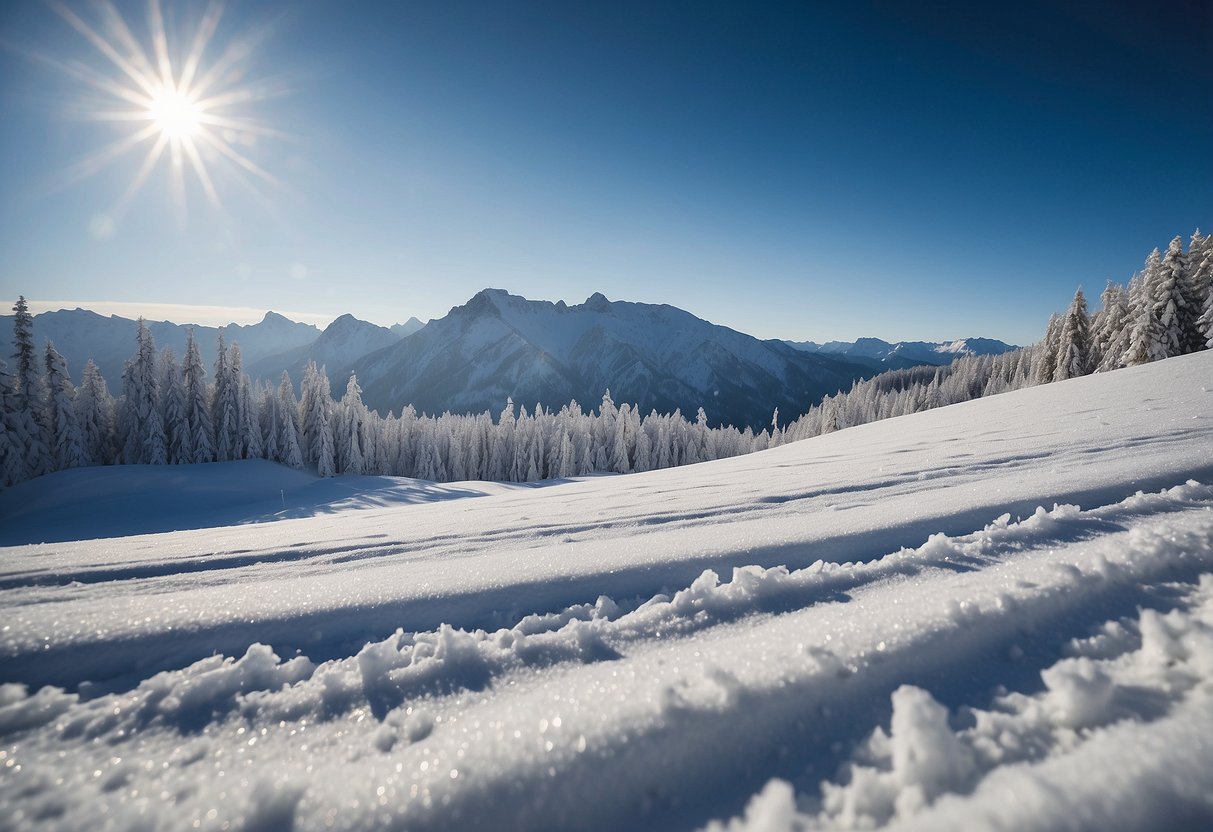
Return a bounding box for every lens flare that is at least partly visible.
[40,0,289,220]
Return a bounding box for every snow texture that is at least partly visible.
[1,351,1212,831]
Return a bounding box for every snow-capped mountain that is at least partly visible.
[0,308,319,386]
[248,313,401,384]
[786,336,1018,368]
[350,288,879,430]
[390,317,426,338]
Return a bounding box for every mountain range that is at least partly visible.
[350,288,887,429]
[4,293,1017,430]
[785,336,1017,369]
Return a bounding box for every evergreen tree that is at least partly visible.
[1126,250,1166,365]
[44,341,87,470]
[315,391,336,478]
[212,333,242,461]
[183,328,214,463]
[1054,288,1094,380]
[1095,283,1131,371]
[338,373,366,475]
[119,318,167,465]
[0,360,28,486]
[237,366,262,460]
[10,296,51,477]
[159,347,192,464]
[278,372,304,469]
[1031,314,1063,384]
[1155,235,1198,356]
[75,359,115,466]
[1187,231,1213,348]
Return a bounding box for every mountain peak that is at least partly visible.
[583,292,611,312]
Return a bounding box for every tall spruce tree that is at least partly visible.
[182,328,214,463]
[1054,288,1094,380]
[44,341,87,470]
[75,359,115,466]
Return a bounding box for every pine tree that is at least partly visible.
[1054,288,1094,380]
[183,328,214,463]
[1155,235,1198,357]
[1031,314,1063,384]
[212,333,241,461]
[75,359,115,466]
[159,347,192,464]
[1187,231,1213,348]
[0,360,28,486]
[119,318,167,465]
[10,296,51,478]
[278,372,304,469]
[315,392,336,477]
[1126,250,1166,365]
[339,373,366,475]
[44,341,87,470]
[237,366,262,460]
[1095,283,1131,371]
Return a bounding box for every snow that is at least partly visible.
[0,460,541,546]
[1,352,1212,831]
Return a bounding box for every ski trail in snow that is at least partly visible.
[2,481,1212,831]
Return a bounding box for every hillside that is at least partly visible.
[352,288,880,429]
[1,351,1210,830]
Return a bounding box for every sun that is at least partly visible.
[148,86,203,140]
[41,0,287,218]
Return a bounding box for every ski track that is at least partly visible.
[1,352,1212,830]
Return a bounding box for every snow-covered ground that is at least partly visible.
[2,352,1211,831]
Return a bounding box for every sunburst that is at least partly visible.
[40,0,288,220]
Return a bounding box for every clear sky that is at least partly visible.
[1,0,1209,344]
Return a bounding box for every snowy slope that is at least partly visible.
[352,288,875,429]
[1,352,1211,831]
[0,309,319,385]
[0,460,542,546]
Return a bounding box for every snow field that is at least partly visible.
[3,482,1213,830]
[1,351,1212,830]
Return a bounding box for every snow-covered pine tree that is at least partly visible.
[0,360,28,486]
[44,341,87,470]
[315,393,336,477]
[1155,235,1199,357]
[212,334,242,461]
[278,372,304,469]
[1125,250,1166,365]
[182,328,214,463]
[10,296,52,478]
[1054,288,1094,380]
[338,373,365,475]
[1186,230,1213,348]
[75,359,114,466]
[159,347,192,464]
[119,318,167,465]
[1031,314,1062,384]
[259,381,280,463]
[237,364,262,460]
[1096,282,1131,371]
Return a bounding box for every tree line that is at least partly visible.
[0,303,777,488]
[2,230,1210,489]
[783,230,1212,440]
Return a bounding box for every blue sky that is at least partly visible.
[1,0,1209,344]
